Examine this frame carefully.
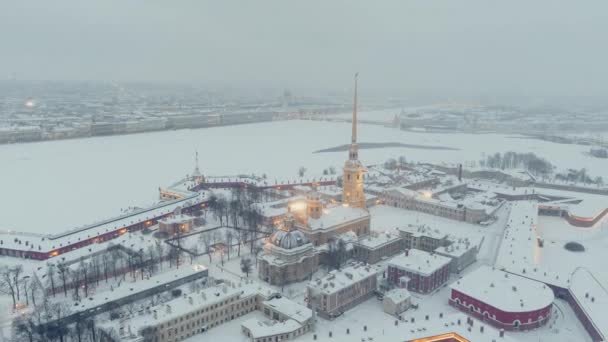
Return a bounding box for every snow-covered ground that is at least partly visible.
[3,118,608,233]
[537,215,608,284]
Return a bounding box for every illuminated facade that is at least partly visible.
[342,73,366,208]
[409,333,470,342]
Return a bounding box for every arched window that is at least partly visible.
[513,320,521,328]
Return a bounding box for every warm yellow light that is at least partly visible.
[289,201,307,212]
[410,333,470,342]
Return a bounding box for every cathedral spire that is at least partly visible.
[342,73,366,208]
[352,72,358,144]
[349,73,359,161]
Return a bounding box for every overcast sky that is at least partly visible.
[1,1,607,101]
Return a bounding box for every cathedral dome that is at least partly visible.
[269,229,310,249]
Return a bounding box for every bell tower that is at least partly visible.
[342,73,366,208]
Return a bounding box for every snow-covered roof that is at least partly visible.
[355,231,401,249]
[241,318,302,339]
[263,297,312,324]
[435,235,481,258]
[308,262,379,296]
[304,205,369,231]
[158,214,194,225]
[110,281,276,336]
[384,288,411,304]
[495,201,540,275]
[388,249,451,277]
[569,268,608,340]
[0,191,208,254]
[397,224,447,240]
[451,265,554,313]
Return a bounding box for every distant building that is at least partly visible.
[382,186,490,224]
[353,231,405,264]
[307,262,378,319]
[388,249,451,294]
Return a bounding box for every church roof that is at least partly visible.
[269,229,310,249]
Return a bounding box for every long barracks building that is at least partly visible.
[0,192,208,260]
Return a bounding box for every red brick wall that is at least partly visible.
[449,289,552,331]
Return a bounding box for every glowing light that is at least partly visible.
[289,201,307,212]
[119,228,128,235]
[421,191,432,199]
[24,99,35,108]
[49,251,59,257]
[410,333,470,342]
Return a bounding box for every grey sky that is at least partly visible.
[1,1,607,100]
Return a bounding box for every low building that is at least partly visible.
[383,288,412,316]
[388,249,451,294]
[158,214,195,235]
[353,231,404,264]
[241,296,313,342]
[98,281,276,342]
[307,262,378,319]
[398,225,450,252]
[434,236,480,274]
[449,266,554,331]
[382,186,491,224]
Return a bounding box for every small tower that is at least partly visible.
[342,73,366,208]
[192,150,204,185]
[307,192,323,219]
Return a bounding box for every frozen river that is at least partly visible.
[2,118,608,234]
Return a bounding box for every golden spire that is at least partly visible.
[352,72,358,144]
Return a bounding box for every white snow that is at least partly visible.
[4,118,608,233]
[388,249,451,277]
[451,265,554,313]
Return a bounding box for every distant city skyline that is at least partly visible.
[1,1,608,104]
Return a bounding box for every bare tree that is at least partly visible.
[240,258,253,277]
[45,264,57,297]
[326,238,348,270]
[199,232,213,263]
[155,240,165,270]
[0,266,17,309]
[29,274,43,307]
[225,230,234,260]
[57,263,70,297]
[13,265,23,300]
[298,166,307,177]
[102,252,111,282]
[189,245,198,265]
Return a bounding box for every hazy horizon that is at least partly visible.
[2,1,608,103]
